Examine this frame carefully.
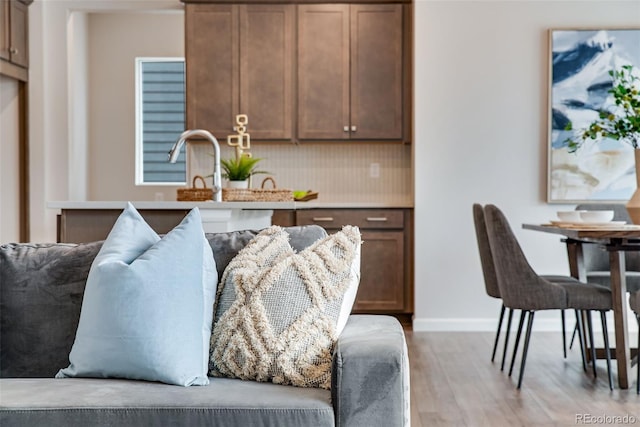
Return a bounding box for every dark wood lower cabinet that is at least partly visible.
[274,208,414,325]
[354,230,404,311]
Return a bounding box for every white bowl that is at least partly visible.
[557,211,583,222]
[579,210,614,223]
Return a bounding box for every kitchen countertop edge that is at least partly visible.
[47,200,414,210]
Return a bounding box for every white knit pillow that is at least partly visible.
[210,225,361,389]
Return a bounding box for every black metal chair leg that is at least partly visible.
[599,311,613,390]
[501,308,514,371]
[492,304,506,362]
[561,310,567,358]
[517,311,535,389]
[586,310,597,378]
[575,310,587,372]
[569,321,578,349]
[509,311,526,377]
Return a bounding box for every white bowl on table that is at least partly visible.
[557,211,584,223]
[579,210,614,223]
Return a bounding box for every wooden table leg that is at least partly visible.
[565,240,586,281]
[609,248,631,389]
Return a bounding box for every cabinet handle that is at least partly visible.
[9,47,18,55]
[351,125,357,132]
[343,126,349,132]
[312,217,334,222]
[366,217,388,222]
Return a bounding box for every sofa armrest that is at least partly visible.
[331,315,410,427]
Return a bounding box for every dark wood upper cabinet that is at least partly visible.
[350,4,403,140]
[0,1,9,62]
[297,5,350,140]
[185,3,293,141]
[297,4,405,141]
[186,4,238,138]
[184,1,411,143]
[1,0,29,69]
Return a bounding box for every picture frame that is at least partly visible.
[547,28,640,203]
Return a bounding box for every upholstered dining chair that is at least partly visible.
[484,204,614,389]
[473,204,585,370]
[629,291,640,394]
[575,203,640,294]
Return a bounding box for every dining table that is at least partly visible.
[523,222,640,389]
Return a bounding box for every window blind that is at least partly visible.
[138,59,186,184]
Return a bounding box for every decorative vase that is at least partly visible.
[626,149,640,224]
[227,179,249,189]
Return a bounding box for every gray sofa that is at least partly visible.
[0,226,410,427]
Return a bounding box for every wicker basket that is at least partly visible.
[177,175,213,201]
[222,177,293,202]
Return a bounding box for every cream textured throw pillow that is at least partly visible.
[210,225,361,389]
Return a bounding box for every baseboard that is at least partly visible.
[413,317,640,333]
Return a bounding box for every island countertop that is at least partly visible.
[47,199,414,210]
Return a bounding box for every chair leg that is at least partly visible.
[509,311,526,377]
[569,321,578,349]
[561,310,567,358]
[501,308,514,371]
[599,311,613,390]
[575,310,587,372]
[586,310,597,378]
[637,315,640,394]
[517,311,535,389]
[492,304,506,362]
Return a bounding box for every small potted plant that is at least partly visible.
[220,155,268,188]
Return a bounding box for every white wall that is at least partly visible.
[0,76,21,243]
[87,12,184,201]
[28,0,182,242]
[413,0,640,330]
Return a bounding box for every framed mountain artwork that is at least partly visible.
[548,28,640,203]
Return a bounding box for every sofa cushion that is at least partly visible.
[56,204,216,386]
[210,225,361,389]
[0,377,334,427]
[0,241,103,378]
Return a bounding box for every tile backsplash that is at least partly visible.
[187,142,413,204]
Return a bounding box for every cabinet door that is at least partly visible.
[240,5,293,140]
[9,0,27,67]
[0,1,9,61]
[353,230,405,312]
[297,4,350,140]
[185,4,239,139]
[350,4,403,140]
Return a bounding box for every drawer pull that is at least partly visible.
[312,217,334,222]
[366,217,388,222]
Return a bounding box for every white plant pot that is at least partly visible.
[227,180,249,189]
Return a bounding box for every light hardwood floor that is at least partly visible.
[407,331,639,427]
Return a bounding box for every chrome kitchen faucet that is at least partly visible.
[168,129,222,202]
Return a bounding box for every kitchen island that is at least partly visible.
[49,200,415,325]
[49,199,414,243]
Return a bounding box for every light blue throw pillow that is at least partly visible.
[56,203,217,386]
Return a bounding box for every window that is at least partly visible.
[135,58,186,185]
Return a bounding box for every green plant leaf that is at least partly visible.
[565,64,640,152]
[220,156,269,180]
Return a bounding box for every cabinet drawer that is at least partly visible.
[296,209,404,229]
